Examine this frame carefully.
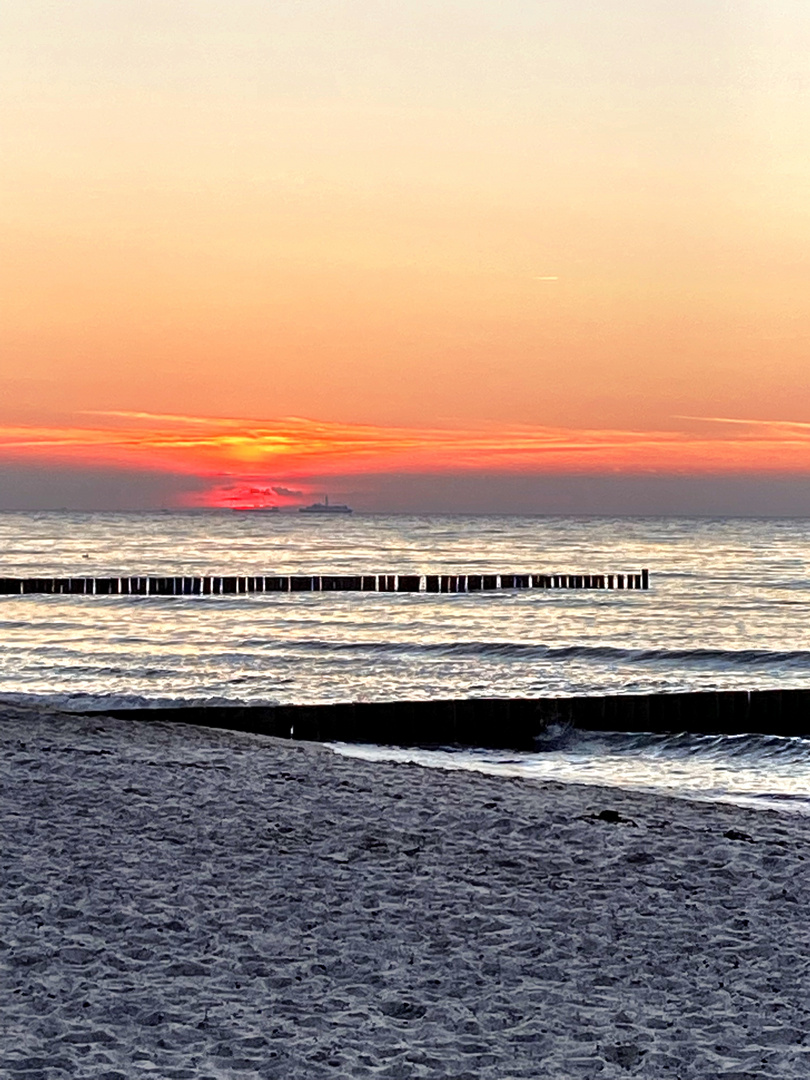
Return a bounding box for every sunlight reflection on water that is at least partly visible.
[2,512,810,811]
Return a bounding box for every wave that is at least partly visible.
[0,690,250,713]
[543,727,810,761]
[277,638,810,667]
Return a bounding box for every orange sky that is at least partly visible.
[2,3,810,508]
[3,412,810,509]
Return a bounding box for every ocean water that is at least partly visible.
[2,510,810,812]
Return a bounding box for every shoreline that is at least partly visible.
[3,704,810,1078]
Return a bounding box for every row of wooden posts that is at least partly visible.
[0,570,649,595]
[92,687,810,744]
[94,687,810,745]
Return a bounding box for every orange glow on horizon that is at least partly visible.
[4,2,810,483]
[2,412,810,508]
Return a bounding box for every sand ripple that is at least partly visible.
[2,706,810,1078]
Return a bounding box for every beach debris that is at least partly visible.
[602,1042,646,1069]
[379,1000,427,1020]
[584,808,638,826]
[724,829,754,842]
[625,850,655,865]
[164,960,210,977]
[359,833,388,852]
[137,1011,170,1026]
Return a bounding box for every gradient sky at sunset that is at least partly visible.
[3,2,810,511]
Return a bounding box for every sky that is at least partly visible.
[2,1,810,511]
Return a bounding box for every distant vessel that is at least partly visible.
[232,505,280,513]
[299,495,353,515]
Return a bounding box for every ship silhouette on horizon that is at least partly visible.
[298,494,353,515]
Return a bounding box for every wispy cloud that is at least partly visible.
[676,415,810,434]
[3,412,810,507]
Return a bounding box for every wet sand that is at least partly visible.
[3,704,810,1079]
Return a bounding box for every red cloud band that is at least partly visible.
[3,414,810,493]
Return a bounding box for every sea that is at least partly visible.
[2,510,810,814]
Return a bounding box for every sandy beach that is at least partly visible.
[3,705,810,1079]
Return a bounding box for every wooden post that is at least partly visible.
[642,568,649,590]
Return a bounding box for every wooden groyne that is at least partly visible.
[87,687,809,744]
[0,569,649,595]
